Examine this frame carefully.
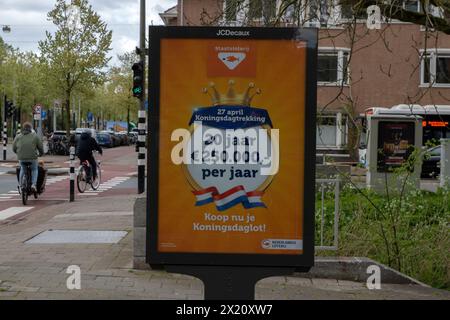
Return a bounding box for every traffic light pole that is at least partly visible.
[2,95,7,160]
[137,0,146,194]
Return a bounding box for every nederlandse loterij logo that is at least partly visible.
[218,52,246,70]
[216,29,250,37]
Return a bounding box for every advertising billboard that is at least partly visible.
[106,121,127,132]
[377,121,415,172]
[147,27,317,267]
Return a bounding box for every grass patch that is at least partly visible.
[316,182,449,290]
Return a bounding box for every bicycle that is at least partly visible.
[18,163,37,205]
[76,155,102,193]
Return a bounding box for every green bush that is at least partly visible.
[315,183,449,289]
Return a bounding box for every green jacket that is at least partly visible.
[12,130,44,160]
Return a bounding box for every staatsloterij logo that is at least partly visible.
[171,80,279,212]
[219,52,246,70]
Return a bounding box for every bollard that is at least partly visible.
[70,146,75,202]
[440,139,450,188]
[2,119,6,161]
[137,110,146,194]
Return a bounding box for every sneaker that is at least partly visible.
[31,185,37,193]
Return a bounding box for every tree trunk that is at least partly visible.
[127,105,130,133]
[65,92,71,140]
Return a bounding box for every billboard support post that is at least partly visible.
[166,265,296,300]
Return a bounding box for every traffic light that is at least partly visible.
[5,100,15,118]
[132,61,144,99]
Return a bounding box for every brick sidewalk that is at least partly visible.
[0,195,448,300]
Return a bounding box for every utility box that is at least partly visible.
[366,115,423,193]
[440,138,450,188]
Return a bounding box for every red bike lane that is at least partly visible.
[0,146,138,224]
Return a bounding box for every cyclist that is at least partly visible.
[76,129,102,180]
[12,122,44,193]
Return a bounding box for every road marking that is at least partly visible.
[7,191,19,194]
[53,211,133,218]
[80,193,99,196]
[0,197,12,199]
[0,207,33,220]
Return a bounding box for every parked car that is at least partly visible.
[97,132,114,148]
[421,146,441,178]
[117,131,130,146]
[100,130,120,147]
[128,132,138,144]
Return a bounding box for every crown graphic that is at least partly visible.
[202,80,261,106]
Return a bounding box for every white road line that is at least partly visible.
[7,191,19,194]
[0,207,34,220]
[0,197,12,199]
[80,193,99,196]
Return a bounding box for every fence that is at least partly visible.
[315,178,340,251]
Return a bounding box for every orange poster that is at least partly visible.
[148,27,317,264]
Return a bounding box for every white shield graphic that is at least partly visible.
[218,52,246,70]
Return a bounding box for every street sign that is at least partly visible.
[41,110,47,120]
[33,104,42,120]
[34,104,42,114]
[147,27,317,269]
[87,112,94,122]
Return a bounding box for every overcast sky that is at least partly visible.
[0,0,177,65]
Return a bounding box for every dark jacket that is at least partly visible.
[76,132,102,159]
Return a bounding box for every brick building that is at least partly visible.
[160,1,450,154]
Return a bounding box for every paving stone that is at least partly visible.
[8,286,40,293]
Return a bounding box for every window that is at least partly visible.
[224,0,244,23]
[436,57,450,84]
[248,0,276,23]
[421,51,450,86]
[403,0,440,15]
[318,49,349,85]
[318,53,338,82]
[340,4,367,20]
[403,0,420,13]
[306,0,330,26]
[316,113,348,148]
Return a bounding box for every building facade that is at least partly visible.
[160,0,450,154]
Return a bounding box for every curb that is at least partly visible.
[6,168,68,176]
[294,256,429,286]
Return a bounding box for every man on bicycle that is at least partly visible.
[76,129,102,180]
[12,122,44,193]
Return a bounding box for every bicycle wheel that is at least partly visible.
[21,174,28,205]
[91,163,101,190]
[77,166,88,193]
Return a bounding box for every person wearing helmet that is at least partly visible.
[76,130,102,180]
